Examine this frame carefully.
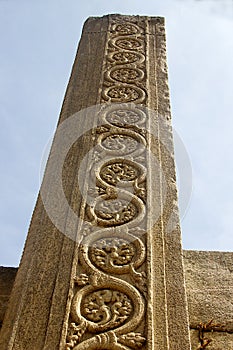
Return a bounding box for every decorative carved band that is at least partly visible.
[65,15,148,350]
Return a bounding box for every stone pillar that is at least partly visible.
[0,15,191,350]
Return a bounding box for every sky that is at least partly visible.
[0,0,233,267]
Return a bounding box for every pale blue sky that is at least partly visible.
[1,0,233,266]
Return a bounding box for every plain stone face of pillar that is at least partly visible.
[0,15,191,350]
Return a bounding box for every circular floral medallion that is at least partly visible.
[114,23,139,35]
[81,289,133,330]
[110,67,143,83]
[100,162,139,186]
[89,237,135,271]
[106,86,145,103]
[111,51,143,65]
[94,198,137,226]
[105,108,146,127]
[101,134,138,154]
[115,37,142,50]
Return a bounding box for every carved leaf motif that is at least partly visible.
[65,321,87,350]
[101,134,138,153]
[74,274,89,287]
[129,227,146,237]
[115,38,142,50]
[107,86,141,102]
[130,270,147,296]
[112,51,140,64]
[106,109,144,127]
[92,150,106,162]
[111,68,142,83]
[95,199,137,225]
[88,186,106,197]
[114,23,138,35]
[118,332,146,349]
[100,162,139,185]
[90,237,135,270]
[81,289,133,328]
[135,183,146,202]
[81,222,93,237]
[96,125,110,134]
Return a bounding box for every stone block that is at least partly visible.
[190,329,233,350]
[0,267,17,326]
[183,250,233,332]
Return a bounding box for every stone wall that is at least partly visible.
[183,250,233,349]
[1,251,232,348]
[0,267,17,328]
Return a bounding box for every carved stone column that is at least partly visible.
[0,15,191,350]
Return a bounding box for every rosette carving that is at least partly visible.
[113,23,139,35]
[81,289,133,328]
[109,51,144,65]
[113,37,143,50]
[103,85,146,103]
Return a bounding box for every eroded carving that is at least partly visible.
[113,23,139,35]
[105,108,146,127]
[90,237,135,270]
[94,198,137,226]
[118,332,146,349]
[110,51,144,65]
[109,67,144,83]
[74,274,89,287]
[100,162,138,185]
[114,37,143,50]
[104,85,146,103]
[101,134,138,153]
[65,321,87,350]
[81,289,133,329]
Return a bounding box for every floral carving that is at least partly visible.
[118,332,146,349]
[94,198,137,226]
[115,37,142,50]
[81,289,133,329]
[89,237,135,270]
[106,86,143,102]
[106,108,145,127]
[114,23,139,35]
[111,51,142,64]
[88,186,106,197]
[74,274,89,286]
[101,134,138,153]
[65,320,87,350]
[110,67,143,83]
[100,162,139,185]
[135,182,146,202]
[66,17,148,350]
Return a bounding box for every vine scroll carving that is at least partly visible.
[65,15,148,350]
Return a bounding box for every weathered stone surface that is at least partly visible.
[1,251,233,348]
[0,16,109,350]
[0,267,17,327]
[190,329,233,349]
[0,15,190,350]
[183,250,233,332]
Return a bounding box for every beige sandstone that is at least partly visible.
[2,14,227,350]
[1,251,232,349]
[0,267,17,329]
[184,250,233,350]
